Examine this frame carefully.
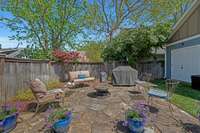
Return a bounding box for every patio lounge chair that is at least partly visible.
[30,78,64,115]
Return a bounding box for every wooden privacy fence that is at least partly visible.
[0,55,59,103]
[137,60,164,80]
[0,55,164,102]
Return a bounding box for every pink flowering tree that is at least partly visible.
[52,49,80,63]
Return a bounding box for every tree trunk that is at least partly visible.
[109,32,113,42]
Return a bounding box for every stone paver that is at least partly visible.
[12,85,200,133]
[69,123,92,133]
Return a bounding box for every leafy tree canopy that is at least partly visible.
[78,41,104,62]
[102,23,171,65]
[85,0,193,41]
[145,0,193,24]
[0,0,88,58]
[85,0,148,41]
[20,46,52,59]
[0,0,194,60]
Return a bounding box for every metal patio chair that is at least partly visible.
[147,79,180,123]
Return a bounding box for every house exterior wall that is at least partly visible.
[169,4,200,43]
[166,35,200,81]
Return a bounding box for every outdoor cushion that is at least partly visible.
[47,89,64,99]
[69,71,91,81]
[74,77,95,83]
[33,87,64,102]
[37,92,62,102]
[78,74,86,79]
[148,88,168,99]
[48,88,64,94]
[30,78,47,94]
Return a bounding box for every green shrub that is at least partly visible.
[0,106,17,121]
[15,89,34,101]
[107,76,112,81]
[14,80,62,101]
[47,80,63,90]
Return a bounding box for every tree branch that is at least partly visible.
[100,0,110,33]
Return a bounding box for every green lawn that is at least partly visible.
[152,80,200,117]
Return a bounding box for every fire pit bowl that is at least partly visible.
[94,86,110,97]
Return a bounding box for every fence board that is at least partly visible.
[0,57,164,102]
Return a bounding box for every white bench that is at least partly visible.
[68,71,95,83]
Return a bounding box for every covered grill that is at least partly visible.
[112,66,138,86]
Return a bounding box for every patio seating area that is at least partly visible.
[11,81,200,133]
[2,1,200,133]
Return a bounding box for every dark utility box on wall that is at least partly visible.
[191,75,200,90]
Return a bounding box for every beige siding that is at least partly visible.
[169,4,200,43]
[179,21,188,39]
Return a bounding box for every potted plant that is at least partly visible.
[125,101,148,133]
[0,105,18,132]
[45,108,72,133]
[126,110,145,133]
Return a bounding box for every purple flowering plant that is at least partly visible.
[44,108,72,129]
[123,101,149,127]
[0,105,18,121]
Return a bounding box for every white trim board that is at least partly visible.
[168,0,200,40]
[166,34,200,47]
[164,50,167,78]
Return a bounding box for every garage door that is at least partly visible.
[171,45,200,82]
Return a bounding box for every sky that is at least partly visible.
[0,10,97,49]
[0,10,103,49]
[0,0,97,48]
[0,11,27,48]
[0,0,94,49]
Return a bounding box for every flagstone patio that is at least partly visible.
[12,83,200,133]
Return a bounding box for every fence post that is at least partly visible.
[0,54,6,103]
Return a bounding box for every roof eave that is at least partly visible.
[168,0,200,42]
